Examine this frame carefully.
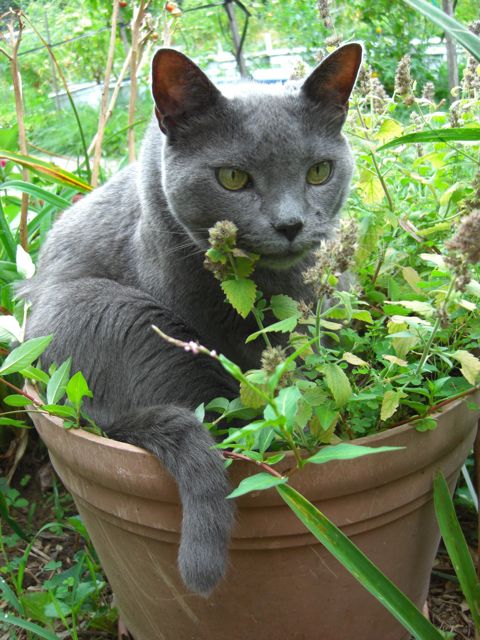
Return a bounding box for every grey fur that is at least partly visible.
[22,45,361,594]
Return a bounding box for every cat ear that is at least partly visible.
[151,49,222,135]
[301,43,363,110]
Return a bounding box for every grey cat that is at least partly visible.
[22,43,362,595]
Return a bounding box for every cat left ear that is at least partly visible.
[301,43,363,110]
[151,48,222,135]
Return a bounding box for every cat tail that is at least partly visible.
[106,404,235,596]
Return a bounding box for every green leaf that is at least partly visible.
[277,484,444,640]
[221,278,257,318]
[0,575,23,613]
[451,351,480,385]
[0,336,53,376]
[385,300,434,318]
[400,0,480,60]
[4,394,30,407]
[65,371,93,408]
[20,366,50,385]
[270,294,299,320]
[40,404,78,419]
[381,390,407,422]
[0,612,62,640]
[0,417,29,427]
[47,358,72,404]
[378,127,480,151]
[321,363,352,407]
[205,397,230,413]
[356,169,385,205]
[246,316,298,343]
[305,443,403,465]
[227,472,287,499]
[433,472,480,630]
[375,118,403,143]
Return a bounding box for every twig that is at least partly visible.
[128,1,149,162]
[91,0,121,188]
[222,451,285,478]
[0,377,40,405]
[0,10,29,250]
[474,423,480,581]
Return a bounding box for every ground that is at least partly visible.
[0,432,476,640]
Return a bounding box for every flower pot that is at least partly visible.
[29,392,479,640]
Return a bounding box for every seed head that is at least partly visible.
[290,60,307,81]
[261,346,286,374]
[317,0,333,29]
[395,55,415,105]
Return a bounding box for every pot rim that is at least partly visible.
[26,383,478,458]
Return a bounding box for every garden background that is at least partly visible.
[0,0,479,638]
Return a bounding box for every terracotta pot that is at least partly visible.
[29,392,479,640]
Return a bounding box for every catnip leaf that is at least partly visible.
[246,316,298,343]
[66,371,93,408]
[342,352,369,367]
[0,336,52,376]
[274,385,302,432]
[306,443,403,465]
[227,472,287,499]
[351,310,373,323]
[194,403,205,423]
[451,350,480,385]
[46,358,72,404]
[321,363,352,407]
[221,278,256,318]
[383,355,408,367]
[385,300,434,318]
[414,417,438,432]
[380,390,407,421]
[402,267,423,294]
[205,397,230,413]
[270,294,299,320]
[240,380,267,409]
[356,169,385,205]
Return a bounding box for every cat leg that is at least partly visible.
[24,277,237,594]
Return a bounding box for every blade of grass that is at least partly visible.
[433,472,480,630]
[0,613,61,640]
[277,483,444,640]
[1,180,70,211]
[0,198,16,261]
[378,127,480,151]
[0,150,91,192]
[401,0,480,60]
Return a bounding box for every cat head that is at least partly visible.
[151,45,362,269]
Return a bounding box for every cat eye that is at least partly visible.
[307,161,333,185]
[216,167,250,191]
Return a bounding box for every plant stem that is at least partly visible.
[0,378,40,405]
[415,277,456,376]
[314,296,324,352]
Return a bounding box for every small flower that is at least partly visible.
[422,81,435,103]
[203,255,229,281]
[446,209,480,265]
[0,159,6,168]
[208,220,238,251]
[325,34,341,48]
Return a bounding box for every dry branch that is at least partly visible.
[91,0,121,187]
[0,10,29,250]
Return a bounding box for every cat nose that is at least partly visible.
[273,220,304,242]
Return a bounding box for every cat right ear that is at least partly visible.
[151,49,222,136]
[301,43,363,112]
